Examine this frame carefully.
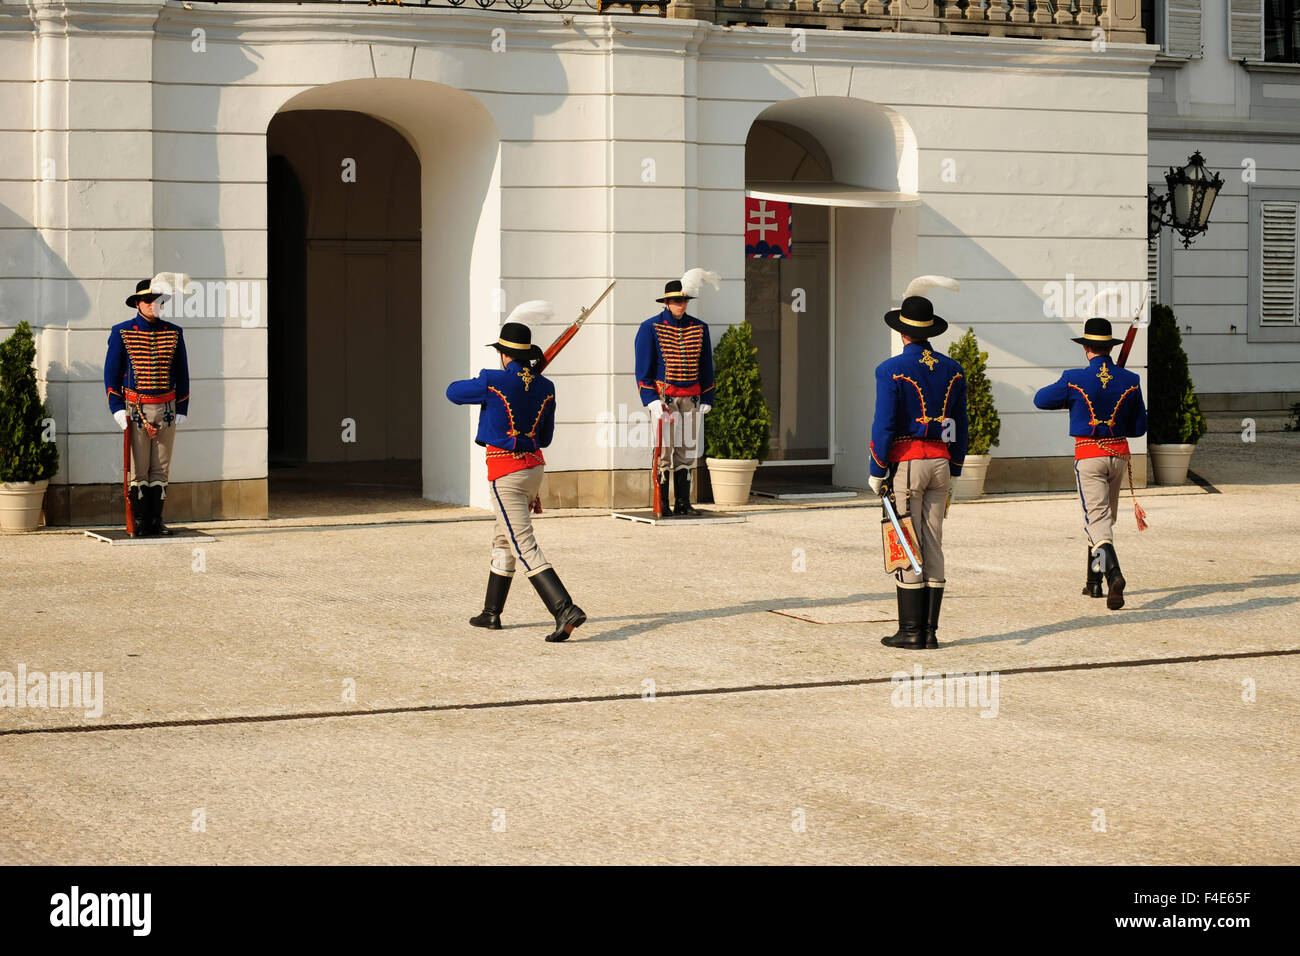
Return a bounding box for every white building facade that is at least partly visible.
[1,0,1157,522]
[1147,0,1300,411]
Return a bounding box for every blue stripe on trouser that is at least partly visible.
[1074,460,1093,547]
[491,479,531,572]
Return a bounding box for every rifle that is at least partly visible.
[529,281,615,513]
[1113,290,1150,530]
[1116,287,1149,369]
[122,422,134,535]
[537,281,616,374]
[651,388,671,517]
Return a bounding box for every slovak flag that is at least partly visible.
[745,198,792,258]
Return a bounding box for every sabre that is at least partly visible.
[881,487,923,577]
[537,280,616,373]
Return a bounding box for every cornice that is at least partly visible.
[19,0,164,35]
[4,1,1159,72]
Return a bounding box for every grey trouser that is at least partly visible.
[657,395,703,469]
[489,465,550,577]
[891,458,951,587]
[1074,455,1125,549]
[128,401,176,494]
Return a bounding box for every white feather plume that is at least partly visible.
[903,275,960,298]
[1084,287,1126,319]
[505,299,555,327]
[150,272,196,299]
[679,268,721,299]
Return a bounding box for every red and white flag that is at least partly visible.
[745,198,792,258]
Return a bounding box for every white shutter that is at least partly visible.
[1227,0,1265,60]
[1147,230,1160,303]
[1260,201,1298,326]
[1166,0,1204,57]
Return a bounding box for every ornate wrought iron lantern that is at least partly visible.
[1148,151,1224,249]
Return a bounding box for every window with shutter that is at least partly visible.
[1147,231,1161,303]
[1166,0,1205,57]
[1230,0,1267,59]
[1261,201,1298,326]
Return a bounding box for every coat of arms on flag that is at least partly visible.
[745,198,792,258]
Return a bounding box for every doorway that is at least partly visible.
[266,109,422,515]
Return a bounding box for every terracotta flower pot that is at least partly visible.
[705,458,758,507]
[1148,443,1196,485]
[0,479,50,532]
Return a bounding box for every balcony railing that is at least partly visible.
[667,0,1145,43]
[194,0,1144,42]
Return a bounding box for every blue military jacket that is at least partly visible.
[446,361,556,453]
[1033,355,1147,439]
[869,341,969,479]
[634,310,715,406]
[104,313,191,415]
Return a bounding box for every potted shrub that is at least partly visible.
[704,320,772,506]
[947,327,1001,499]
[1146,304,1207,484]
[0,321,60,531]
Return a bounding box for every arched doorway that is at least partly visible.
[266,80,501,511]
[745,120,834,464]
[267,110,423,513]
[743,98,919,490]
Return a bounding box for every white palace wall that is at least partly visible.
[0,1,1156,520]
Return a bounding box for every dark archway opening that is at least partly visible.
[267,109,424,517]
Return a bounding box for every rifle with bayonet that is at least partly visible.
[527,281,616,513]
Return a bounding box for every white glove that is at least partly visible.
[175,414,187,426]
[698,403,712,415]
[113,410,128,431]
[647,400,665,420]
[868,475,885,495]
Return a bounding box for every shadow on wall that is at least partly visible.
[0,202,92,486]
[917,200,1150,482]
[149,41,263,495]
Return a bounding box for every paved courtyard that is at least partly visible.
[2,424,1297,864]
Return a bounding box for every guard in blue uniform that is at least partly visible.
[867,277,968,649]
[446,309,586,643]
[105,276,191,537]
[1033,316,1147,610]
[635,270,718,516]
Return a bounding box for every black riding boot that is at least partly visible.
[921,584,944,649]
[469,572,512,630]
[1083,547,1104,598]
[1097,542,1126,610]
[657,476,673,517]
[882,585,928,649]
[673,468,701,516]
[529,568,587,642]
[130,485,150,538]
[149,485,173,536]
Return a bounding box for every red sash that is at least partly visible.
[889,438,951,463]
[486,446,545,481]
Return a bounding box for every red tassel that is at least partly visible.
[1134,500,1149,531]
